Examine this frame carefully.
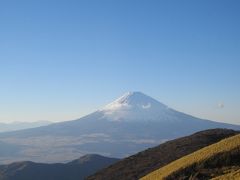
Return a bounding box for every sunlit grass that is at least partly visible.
[212,169,240,180]
[141,134,240,180]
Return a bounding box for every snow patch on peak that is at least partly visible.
[103,92,133,110]
[142,103,151,109]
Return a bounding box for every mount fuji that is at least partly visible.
[0,92,239,164]
[99,92,171,122]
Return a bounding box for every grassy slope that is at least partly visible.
[142,134,240,180]
[87,129,238,180]
[212,169,240,180]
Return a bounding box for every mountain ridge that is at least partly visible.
[0,154,119,180]
[0,92,239,164]
[141,133,240,180]
[0,121,52,133]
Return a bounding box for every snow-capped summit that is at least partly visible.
[99,91,170,121]
[103,91,166,110]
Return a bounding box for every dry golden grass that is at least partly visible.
[212,169,240,180]
[141,134,240,180]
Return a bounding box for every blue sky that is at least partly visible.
[0,0,239,124]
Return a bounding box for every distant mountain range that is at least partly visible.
[87,129,239,180]
[0,154,119,180]
[0,92,239,164]
[0,121,51,132]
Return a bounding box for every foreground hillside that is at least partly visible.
[0,154,119,180]
[87,129,238,180]
[142,134,240,180]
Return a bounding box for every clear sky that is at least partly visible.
[0,0,239,124]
